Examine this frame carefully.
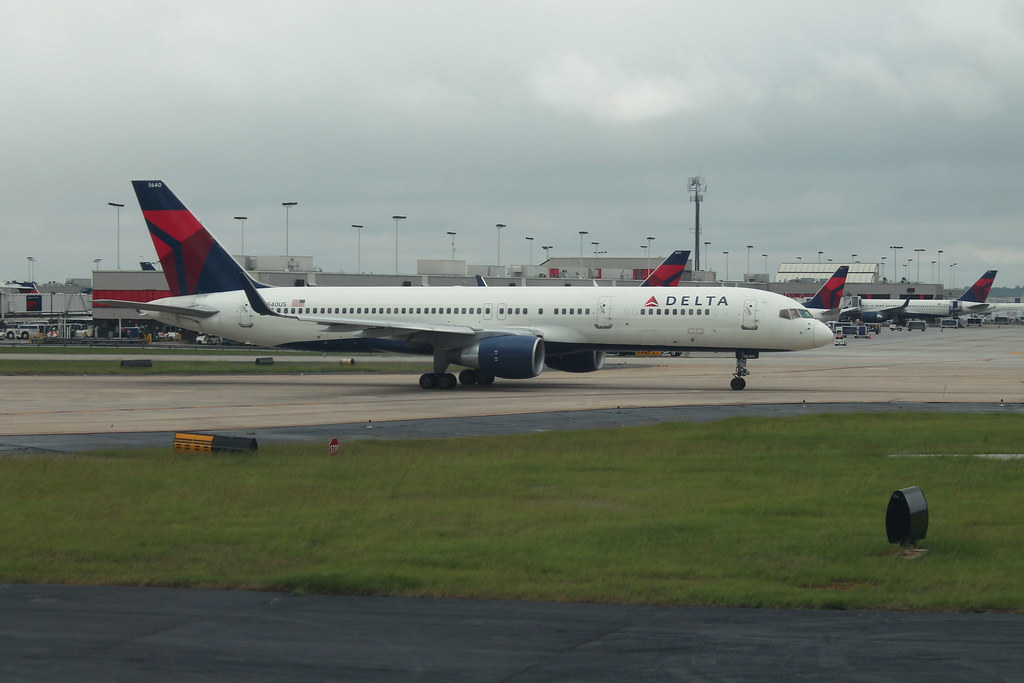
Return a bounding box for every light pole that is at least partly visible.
[591,241,600,257]
[950,263,957,289]
[542,245,553,262]
[234,216,247,256]
[722,251,729,281]
[578,230,588,278]
[914,248,925,282]
[92,258,102,272]
[640,245,649,273]
[282,202,297,259]
[495,224,506,267]
[646,236,655,266]
[746,245,753,281]
[446,231,457,260]
[817,250,823,263]
[525,236,534,265]
[392,215,406,273]
[852,253,858,263]
[931,260,936,282]
[108,202,124,269]
[889,245,903,283]
[26,256,35,282]
[762,253,768,277]
[352,225,363,272]
[937,250,944,286]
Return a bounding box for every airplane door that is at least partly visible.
[238,301,254,328]
[596,296,612,329]
[741,298,758,330]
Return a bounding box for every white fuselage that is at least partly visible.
[856,298,958,320]
[143,285,832,356]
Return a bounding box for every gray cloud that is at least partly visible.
[3,0,1023,288]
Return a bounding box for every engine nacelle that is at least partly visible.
[452,335,545,379]
[545,350,606,373]
[861,311,884,323]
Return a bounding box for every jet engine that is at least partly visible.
[545,350,606,373]
[452,335,545,379]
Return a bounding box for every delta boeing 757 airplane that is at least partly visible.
[95,181,832,390]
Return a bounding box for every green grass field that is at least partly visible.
[2,413,1023,611]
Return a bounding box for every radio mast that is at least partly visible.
[688,176,706,272]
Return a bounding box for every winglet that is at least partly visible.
[238,272,277,317]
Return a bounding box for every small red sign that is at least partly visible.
[329,438,340,455]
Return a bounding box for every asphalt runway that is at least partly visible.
[2,325,1024,680]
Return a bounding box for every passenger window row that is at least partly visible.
[271,306,595,316]
[640,308,710,316]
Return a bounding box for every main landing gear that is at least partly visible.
[731,350,757,391]
[420,348,495,389]
[418,369,495,390]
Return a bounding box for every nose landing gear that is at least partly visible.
[731,350,757,390]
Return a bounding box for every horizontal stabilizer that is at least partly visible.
[91,299,218,318]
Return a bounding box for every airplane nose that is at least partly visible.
[812,320,832,348]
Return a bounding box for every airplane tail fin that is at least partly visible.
[640,250,689,287]
[804,266,849,310]
[957,270,997,303]
[131,180,258,296]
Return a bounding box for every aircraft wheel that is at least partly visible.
[419,373,438,390]
[439,373,457,389]
[459,369,478,385]
[730,377,746,391]
[477,372,495,386]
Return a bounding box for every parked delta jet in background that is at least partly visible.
[799,266,848,322]
[844,270,997,323]
[95,181,832,390]
[640,250,689,287]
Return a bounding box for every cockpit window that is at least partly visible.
[779,308,811,320]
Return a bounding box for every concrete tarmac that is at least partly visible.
[4,583,1024,682]
[2,325,1024,680]
[2,326,1023,445]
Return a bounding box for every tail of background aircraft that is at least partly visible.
[957,270,997,303]
[131,180,258,296]
[803,265,849,310]
[640,250,689,287]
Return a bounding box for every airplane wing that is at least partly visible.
[92,299,219,319]
[840,299,910,322]
[236,274,538,340]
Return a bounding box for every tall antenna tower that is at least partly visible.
[688,176,707,272]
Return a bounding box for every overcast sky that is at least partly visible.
[5,1,1024,288]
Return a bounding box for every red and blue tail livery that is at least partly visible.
[132,180,258,296]
[958,270,997,304]
[640,250,689,287]
[804,265,848,310]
